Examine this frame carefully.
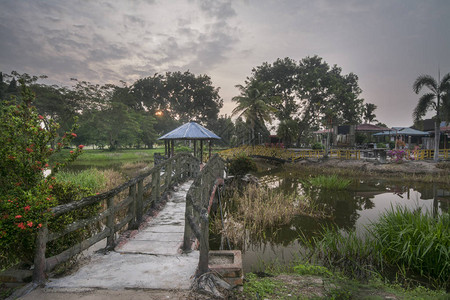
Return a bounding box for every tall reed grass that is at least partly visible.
[215,184,327,247]
[370,206,449,288]
[300,206,449,290]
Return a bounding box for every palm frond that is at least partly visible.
[413,75,437,94]
[440,72,450,91]
[413,93,435,122]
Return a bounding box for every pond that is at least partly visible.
[211,166,450,273]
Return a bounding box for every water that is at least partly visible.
[213,166,450,273]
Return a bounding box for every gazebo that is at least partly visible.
[158,121,221,162]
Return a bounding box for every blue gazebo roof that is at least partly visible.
[158,121,221,140]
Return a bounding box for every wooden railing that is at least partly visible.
[182,154,226,276]
[33,153,200,284]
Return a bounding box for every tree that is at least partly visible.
[413,72,450,161]
[363,103,378,124]
[131,71,223,126]
[245,56,365,145]
[276,118,298,147]
[232,80,278,145]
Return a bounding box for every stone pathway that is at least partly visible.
[38,180,198,292]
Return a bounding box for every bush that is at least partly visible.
[312,142,324,150]
[0,81,83,267]
[175,145,191,153]
[228,154,257,176]
[376,142,387,149]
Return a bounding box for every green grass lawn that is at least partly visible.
[51,148,165,165]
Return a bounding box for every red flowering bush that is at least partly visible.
[0,81,83,267]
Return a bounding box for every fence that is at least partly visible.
[33,153,200,284]
[182,154,226,276]
[219,145,450,161]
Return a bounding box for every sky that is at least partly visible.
[1,0,449,127]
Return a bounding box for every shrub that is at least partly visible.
[376,142,387,149]
[312,142,324,150]
[175,145,191,153]
[0,81,83,267]
[228,154,257,176]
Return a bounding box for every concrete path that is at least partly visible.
[32,180,198,294]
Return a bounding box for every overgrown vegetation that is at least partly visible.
[227,154,258,176]
[213,184,327,247]
[306,174,352,190]
[300,206,449,290]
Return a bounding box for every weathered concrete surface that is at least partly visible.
[28,180,198,296]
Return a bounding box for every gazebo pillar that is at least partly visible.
[193,140,197,159]
[171,140,175,157]
[164,140,168,157]
[200,140,203,163]
[209,140,212,159]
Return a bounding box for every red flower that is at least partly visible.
[15,215,22,219]
[49,185,53,189]
[45,163,49,167]
[70,150,74,153]
[78,145,84,149]
[71,133,77,137]
[38,115,44,120]
[17,223,26,230]
[27,221,33,227]
[37,224,42,228]
[24,206,31,212]
[57,142,62,146]
[49,148,54,152]
[26,147,33,153]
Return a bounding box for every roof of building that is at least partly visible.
[373,127,430,136]
[158,121,221,140]
[356,123,389,132]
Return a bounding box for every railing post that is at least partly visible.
[152,169,160,206]
[183,194,194,251]
[198,208,209,275]
[128,184,137,229]
[165,160,172,190]
[106,196,115,249]
[32,224,48,285]
[136,180,143,224]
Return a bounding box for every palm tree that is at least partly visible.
[232,80,278,145]
[413,72,450,161]
[363,103,378,124]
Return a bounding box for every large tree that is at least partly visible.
[413,72,450,161]
[232,80,278,145]
[245,56,365,145]
[131,71,223,126]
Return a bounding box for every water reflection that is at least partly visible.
[217,167,450,272]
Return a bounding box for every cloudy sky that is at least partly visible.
[1,0,449,127]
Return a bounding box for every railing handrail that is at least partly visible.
[182,154,226,276]
[33,152,200,284]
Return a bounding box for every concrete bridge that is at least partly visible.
[14,153,240,298]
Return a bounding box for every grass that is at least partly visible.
[50,148,164,164]
[238,263,449,299]
[55,169,107,192]
[307,174,352,190]
[370,206,450,288]
[298,206,449,290]
[214,184,327,246]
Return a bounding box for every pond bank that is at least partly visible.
[283,159,450,183]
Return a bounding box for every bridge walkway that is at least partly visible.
[36,180,199,292]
